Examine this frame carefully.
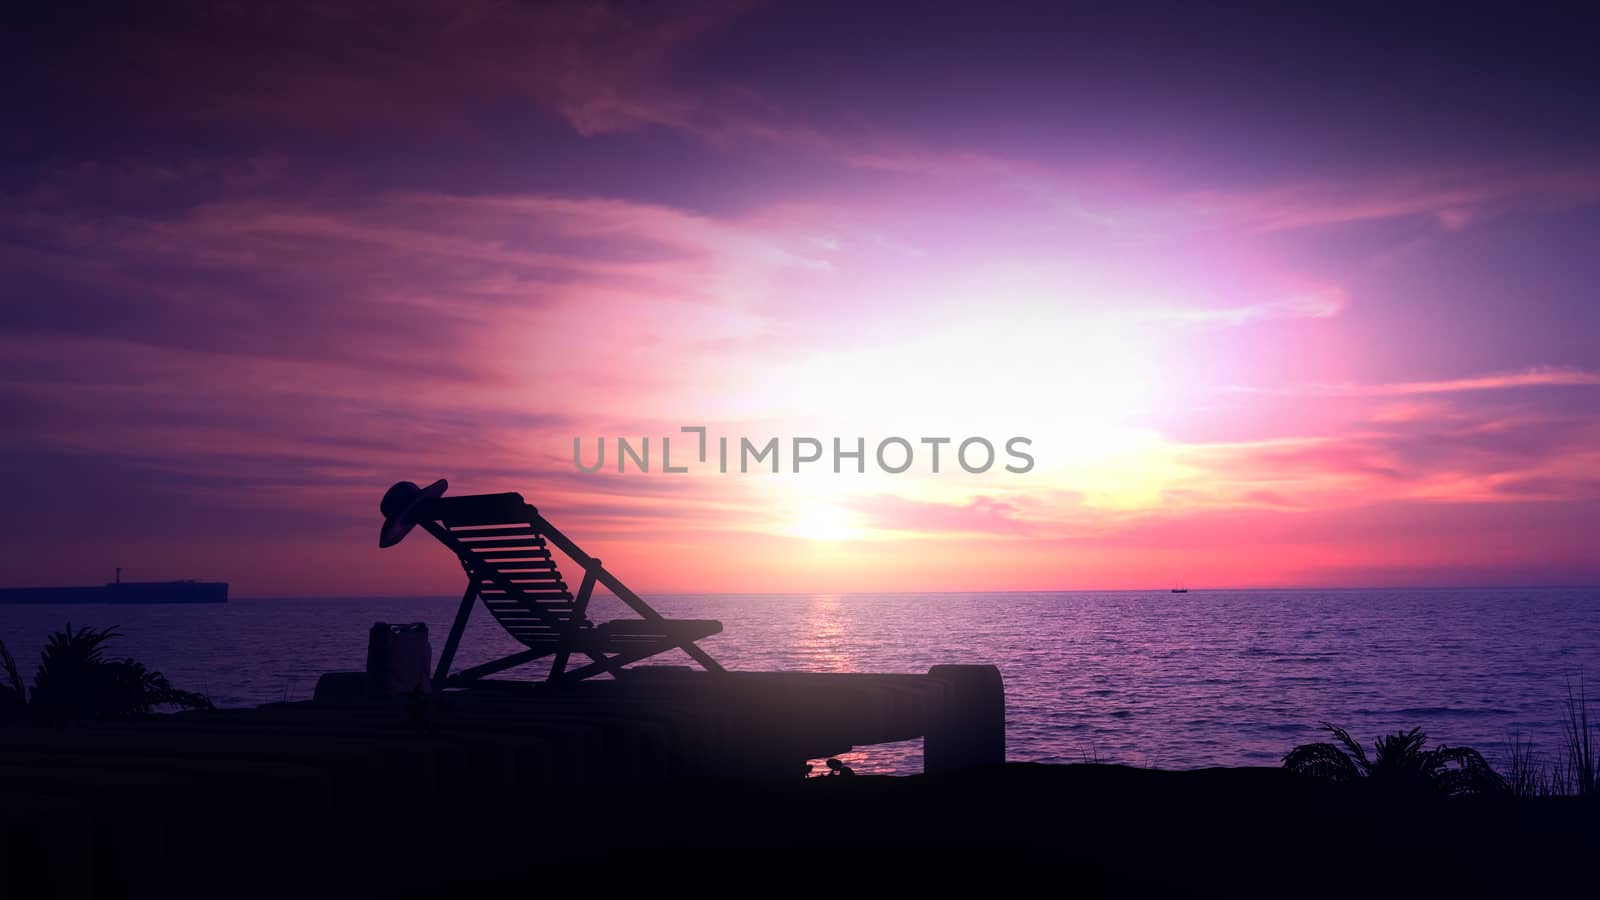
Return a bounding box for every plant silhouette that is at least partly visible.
[0,624,213,721]
[1284,723,1506,797]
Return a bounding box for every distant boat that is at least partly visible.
[1171,581,1189,593]
[0,569,227,604]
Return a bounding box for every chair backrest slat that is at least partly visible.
[456,537,548,550]
[429,493,528,527]
[454,525,537,534]
[421,493,576,649]
[470,548,554,560]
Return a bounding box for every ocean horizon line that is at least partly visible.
[217,583,1600,602]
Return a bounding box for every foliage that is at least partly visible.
[0,624,213,722]
[1499,677,1599,799]
[1284,723,1506,798]
[1501,732,1562,798]
[1559,676,1597,797]
[0,640,25,717]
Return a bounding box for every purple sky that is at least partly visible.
[4,3,1599,596]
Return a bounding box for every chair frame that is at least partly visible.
[415,493,725,687]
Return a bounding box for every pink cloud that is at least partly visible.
[849,494,1039,537]
[1246,367,1600,398]
[1183,167,1600,234]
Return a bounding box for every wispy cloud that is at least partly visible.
[1140,285,1346,326]
[1184,167,1600,234]
[1232,367,1600,398]
[848,494,1038,537]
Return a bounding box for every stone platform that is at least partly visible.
[0,665,1003,892]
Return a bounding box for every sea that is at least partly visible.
[3,588,1597,776]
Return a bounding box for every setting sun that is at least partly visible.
[787,503,860,542]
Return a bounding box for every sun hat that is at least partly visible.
[378,478,448,548]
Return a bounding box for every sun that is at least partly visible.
[788,503,859,541]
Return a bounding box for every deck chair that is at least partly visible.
[378,479,724,686]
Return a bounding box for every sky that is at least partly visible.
[3,2,1599,597]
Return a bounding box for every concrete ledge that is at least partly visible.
[1,666,1007,890]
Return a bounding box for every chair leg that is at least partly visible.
[550,563,602,682]
[680,642,727,674]
[433,581,479,687]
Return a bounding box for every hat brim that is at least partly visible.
[379,478,448,548]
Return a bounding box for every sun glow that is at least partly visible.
[787,503,860,541]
